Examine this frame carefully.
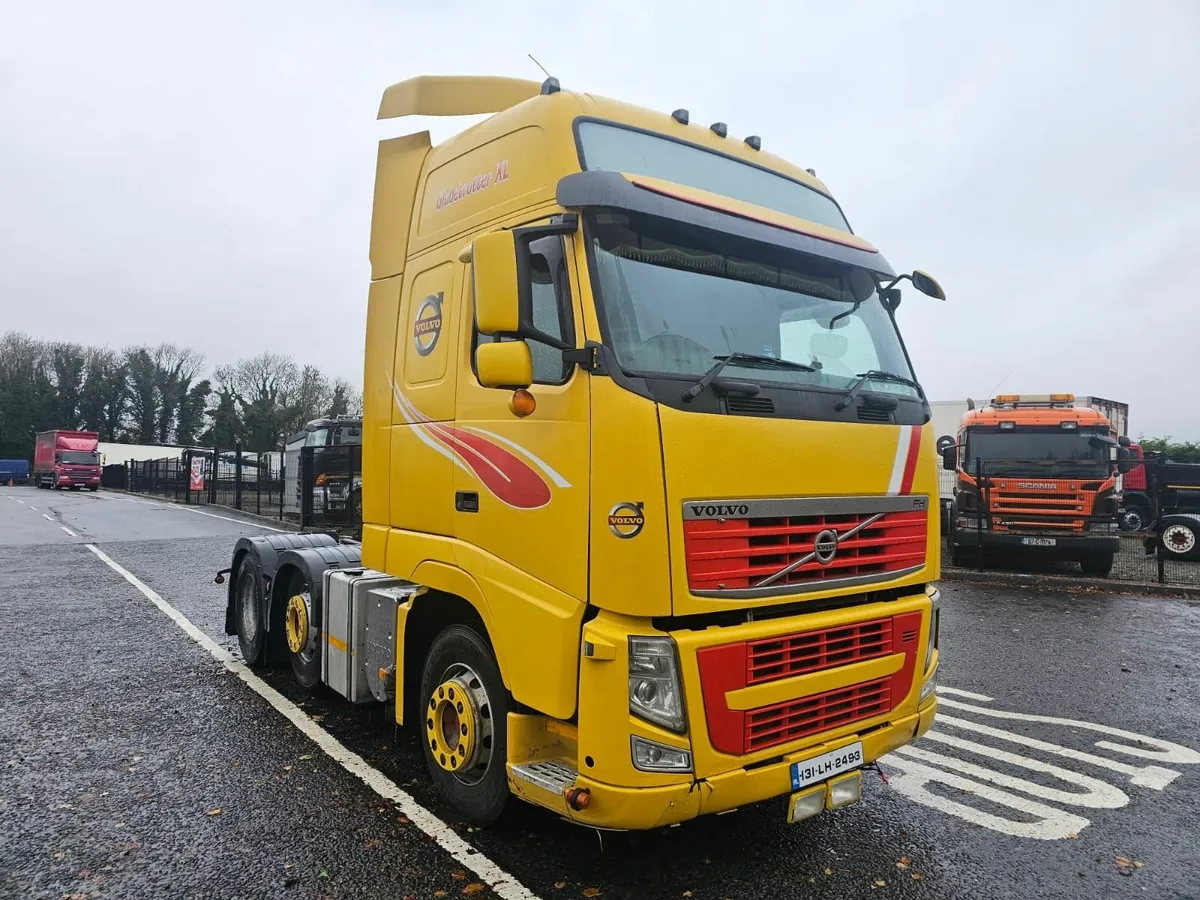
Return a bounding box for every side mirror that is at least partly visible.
[941,447,957,472]
[911,270,946,301]
[476,341,532,390]
[472,231,521,335]
[1116,445,1133,473]
[1118,435,1131,448]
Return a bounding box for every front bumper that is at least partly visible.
[953,530,1119,554]
[563,701,935,830]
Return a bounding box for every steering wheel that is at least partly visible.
[636,333,714,372]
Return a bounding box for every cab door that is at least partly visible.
[452,229,590,602]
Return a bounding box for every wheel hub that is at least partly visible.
[1164,524,1196,554]
[425,665,492,783]
[284,594,310,654]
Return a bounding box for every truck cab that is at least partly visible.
[226,75,945,831]
[282,416,363,524]
[34,429,101,491]
[940,394,1129,575]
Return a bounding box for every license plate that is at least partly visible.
[1021,537,1057,547]
[789,741,864,791]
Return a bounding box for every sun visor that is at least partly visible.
[556,170,895,277]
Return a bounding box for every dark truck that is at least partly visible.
[281,417,363,527]
[1122,449,1200,561]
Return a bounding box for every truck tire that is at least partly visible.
[234,562,268,667]
[1081,552,1114,577]
[281,568,321,689]
[1120,504,1149,533]
[419,624,511,827]
[1161,521,1200,561]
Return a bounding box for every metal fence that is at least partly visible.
[941,458,1197,589]
[125,444,362,535]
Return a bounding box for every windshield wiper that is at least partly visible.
[682,353,816,402]
[835,370,924,411]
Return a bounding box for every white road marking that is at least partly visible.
[28,506,37,511]
[84,544,539,900]
[14,499,24,505]
[882,687,1200,839]
[179,507,287,532]
[43,514,54,521]
[61,526,76,537]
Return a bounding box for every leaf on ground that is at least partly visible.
[683,892,694,898]
[872,879,887,888]
[463,884,485,895]
[398,815,411,825]
[824,868,833,877]
[433,892,448,898]
[1115,856,1144,875]
[554,883,566,890]
[311,715,325,722]
[53,851,66,860]
[205,808,223,816]
[283,765,293,771]
[119,841,141,856]
[319,867,330,879]
[911,873,924,881]
[452,870,467,881]
[299,754,313,761]
[896,857,909,870]
[1067,833,1078,839]
[583,889,602,898]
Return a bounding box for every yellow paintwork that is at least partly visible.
[359,74,942,829]
[725,653,905,712]
[475,341,532,389]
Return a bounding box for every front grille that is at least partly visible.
[989,490,1086,531]
[747,618,892,684]
[745,677,892,752]
[683,509,927,593]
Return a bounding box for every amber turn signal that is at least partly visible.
[565,786,590,810]
[510,389,536,417]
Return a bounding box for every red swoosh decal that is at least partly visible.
[424,423,552,509]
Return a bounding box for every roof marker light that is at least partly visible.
[671,108,689,125]
[710,122,728,137]
[806,168,817,176]
[744,135,762,150]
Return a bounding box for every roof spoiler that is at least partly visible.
[377,75,542,121]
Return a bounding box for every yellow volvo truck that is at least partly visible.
[220,74,946,830]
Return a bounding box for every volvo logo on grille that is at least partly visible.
[813,529,839,564]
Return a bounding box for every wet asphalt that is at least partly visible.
[2,485,1198,900]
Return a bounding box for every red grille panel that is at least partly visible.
[745,677,892,752]
[747,618,892,684]
[683,509,927,592]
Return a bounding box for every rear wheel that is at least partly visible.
[1081,552,1114,577]
[420,625,510,826]
[282,570,321,688]
[1161,522,1200,560]
[234,563,267,666]
[1120,505,1149,533]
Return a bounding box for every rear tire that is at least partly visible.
[282,569,321,689]
[234,562,267,667]
[1161,522,1200,561]
[1081,552,1114,577]
[1120,505,1148,533]
[419,625,511,827]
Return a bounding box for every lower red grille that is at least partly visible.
[746,677,892,751]
[696,611,923,756]
[683,509,927,592]
[747,618,892,684]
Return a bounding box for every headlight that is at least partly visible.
[924,588,941,674]
[628,636,685,733]
[920,670,938,704]
[1088,522,1118,532]
[631,736,692,772]
[956,516,981,530]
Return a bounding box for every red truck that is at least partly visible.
[34,430,101,491]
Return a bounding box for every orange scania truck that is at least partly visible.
[940,394,1130,576]
[219,75,945,830]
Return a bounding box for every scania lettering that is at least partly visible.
[220,75,945,831]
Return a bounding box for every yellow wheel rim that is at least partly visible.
[284,594,309,654]
[426,677,477,774]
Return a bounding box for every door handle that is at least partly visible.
[455,491,479,513]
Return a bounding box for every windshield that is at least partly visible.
[60,451,100,465]
[587,213,918,398]
[964,430,1111,477]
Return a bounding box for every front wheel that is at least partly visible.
[420,625,510,826]
[1080,552,1114,577]
[1120,506,1148,533]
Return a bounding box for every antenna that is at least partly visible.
[528,54,551,79]
[986,368,1013,400]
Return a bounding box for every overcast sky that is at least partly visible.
[2,1,1198,438]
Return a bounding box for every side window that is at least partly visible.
[476,234,575,385]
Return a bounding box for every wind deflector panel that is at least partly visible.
[556,171,895,277]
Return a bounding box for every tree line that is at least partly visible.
[0,332,362,459]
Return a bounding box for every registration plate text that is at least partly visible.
[790,741,864,790]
